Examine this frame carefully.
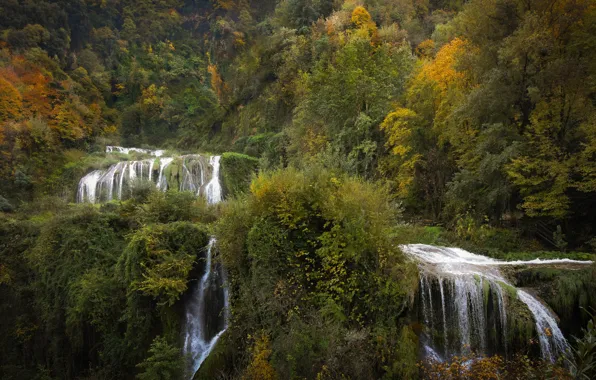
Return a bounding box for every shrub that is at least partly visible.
[136,336,185,380]
[217,166,418,378]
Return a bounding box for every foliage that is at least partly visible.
[136,336,185,380]
[421,353,570,379]
[118,222,209,307]
[0,195,14,212]
[568,311,596,380]
[1,0,596,378]
[0,193,214,378]
[217,166,418,379]
[243,332,278,380]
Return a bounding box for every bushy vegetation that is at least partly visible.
[0,191,210,379]
[214,166,419,379]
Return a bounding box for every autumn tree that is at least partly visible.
[0,77,22,123]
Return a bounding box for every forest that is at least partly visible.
[0,0,595,379]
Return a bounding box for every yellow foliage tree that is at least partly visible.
[0,77,23,123]
[380,107,422,198]
[414,37,468,93]
[214,0,236,11]
[243,333,277,380]
[576,115,596,193]
[415,39,435,58]
[506,100,573,218]
[51,103,87,142]
[208,63,227,104]
[351,6,378,41]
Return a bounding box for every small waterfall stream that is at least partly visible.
[401,244,593,362]
[76,147,229,378]
[183,237,229,378]
[182,155,227,379]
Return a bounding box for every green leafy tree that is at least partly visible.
[136,336,184,380]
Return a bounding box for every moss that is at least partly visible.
[503,288,537,356]
[220,152,259,198]
[164,158,183,190]
[498,281,518,299]
[483,280,491,311]
[391,225,448,245]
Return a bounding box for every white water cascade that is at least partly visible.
[205,156,222,204]
[76,147,230,378]
[106,145,165,157]
[77,147,222,203]
[401,244,593,362]
[183,237,229,378]
[181,156,228,379]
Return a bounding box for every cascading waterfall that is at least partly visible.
[76,147,229,378]
[76,147,220,203]
[106,145,165,157]
[401,244,593,362]
[205,156,222,204]
[182,157,228,379]
[183,237,229,378]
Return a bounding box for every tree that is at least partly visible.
[0,77,22,123]
[380,107,423,198]
[136,336,184,380]
[7,24,50,50]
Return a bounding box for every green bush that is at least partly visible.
[136,336,185,380]
[141,190,216,224]
[216,166,418,379]
[118,222,210,307]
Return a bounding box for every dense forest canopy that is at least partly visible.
[1,0,596,379]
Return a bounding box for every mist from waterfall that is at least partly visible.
[401,244,593,363]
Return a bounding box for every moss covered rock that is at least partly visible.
[220,152,259,198]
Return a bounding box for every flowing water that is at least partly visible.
[77,147,221,203]
[76,147,229,379]
[401,244,593,362]
[183,237,229,378]
[106,145,165,157]
[181,154,228,378]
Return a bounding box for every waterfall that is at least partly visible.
[76,147,221,203]
[77,146,230,378]
[77,170,102,203]
[183,238,228,377]
[182,157,228,379]
[106,145,165,157]
[401,244,593,362]
[205,156,222,204]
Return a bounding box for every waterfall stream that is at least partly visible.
[401,244,593,362]
[76,147,229,379]
[77,147,220,203]
[183,237,229,378]
[182,155,227,379]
